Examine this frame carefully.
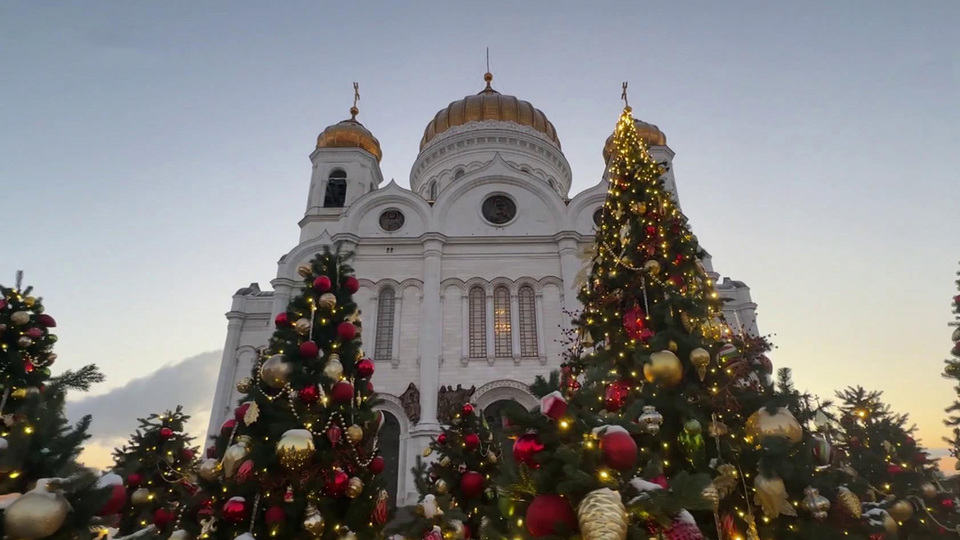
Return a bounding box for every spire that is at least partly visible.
[482,47,495,92]
[350,82,360,120]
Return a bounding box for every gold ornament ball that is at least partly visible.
[643,350,683,386]
[260,354,293,389]
[346,476,364,498]
[11,388,27,399]
[745,407,803,444]
[297,264,313,278]
[668,340,678,352]
[643,260,660,275]
[323,356,344,380]
[276,429,315,471]
[5,491,69,539]
[439,456,451,467]
[303,504,325,537]
[888,499,914,522]
[236,377,253,394]
[295,318,311,335]
[346,425,364,444]
[689,348,710,381]
[318,293,337,310]
[198,458,221,481]
[10,311,30,326]
[921,482,937,499]
[131,487,152,505]
[577,487,628,540]
[434,479,449,495]
[883,512,899,535]
[222,439,251,478]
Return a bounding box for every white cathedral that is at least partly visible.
[206,73,758,507]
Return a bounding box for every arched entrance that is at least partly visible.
[482,399,528,470]
[379,411,402,508]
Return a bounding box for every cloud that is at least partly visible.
[66,351,222,470]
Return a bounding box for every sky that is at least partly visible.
[1,2,959,469]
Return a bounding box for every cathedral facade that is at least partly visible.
[206,74,758,507]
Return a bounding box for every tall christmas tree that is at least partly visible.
[0,274,112,540]
[107,407,199,536]
[943,263,960,470]
[181,247,389,540]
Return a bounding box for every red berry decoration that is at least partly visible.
[331,381,354,403]
[513,433,545,468]
[275,312,289,327]
[598,426,638,471]
[356,358,375,378]
[313,275,332,292]
[622,305,646,340]
[604,379,631,412]
[464,433,480,450]
[37,314,56,328]
[343,276,360,294]
[460,471,485,498]
[264,505,286,525]
[525,494,577,537]
[299,340,319,359]
[337,321,356,342]
[222,496,248,523]
[159,427,174,440]
[153,508,176,529]
[437,433,448,445]
[127,473,143,488]
[325,469,349,496]
[234,402,251,421]
[369,455,385,475]
[462,403,474,415]
[298,385,320,404]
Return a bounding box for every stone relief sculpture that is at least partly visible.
[437,384,476,424]
[399,382,420,424]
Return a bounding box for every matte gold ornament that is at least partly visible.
[17,336,33,348]
[236,377,253,394]
[295,318,311,335]
[10,311,30,325]
[131,487,152,505]
[434,479,448,495]
[346,477,364,498]
[318,293,337,311]
[439,456,451,467]
[303,503,325,537]
[169,530,193,540]
[198,458,221,481]
[668,340,678,352]
[643,350,683,386]
[23,297,36,308]
[422,446,433,457]
[745,407,803,444]
[297,264,313,278]
[643,259,660,275]
[323,355,344,380]
[4,487,69,539]
[702,484,720,512]
[277,429,315,471]
[802,487,830,521]
[754,473,797,518]
[346,424,363,444]
[577,488,628,540]
[921,482,937,499]
[888,499,914,522]
[836,486,862,519]
[222,437,252,478]
[689,348,710,381]
[260,354,292,389]
[713,464,738,499]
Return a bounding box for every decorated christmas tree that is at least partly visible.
[0,273,112,540]
[180,247,389,540]
[394,401,505,540]
[943,263,960,470]
[106,407,199,536]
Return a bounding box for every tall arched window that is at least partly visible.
[468,287,486,358]
[375,287,395,362]
[379,411,401,509]
[324,169,347,208]
[518,285,538,357]
[429,181,438,201]
[493,286,512,357]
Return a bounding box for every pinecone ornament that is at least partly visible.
[577,488,628,540]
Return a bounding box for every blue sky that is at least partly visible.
[2,2,958,466]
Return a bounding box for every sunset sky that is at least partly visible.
[2,2,958,468]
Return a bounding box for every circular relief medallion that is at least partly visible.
[378,209,405,232]
[481,195,517,225]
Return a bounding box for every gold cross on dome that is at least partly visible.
[621,82,629,108]
[353,82,360,109]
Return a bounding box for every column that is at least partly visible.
[270,278,295,319]
[485,291,495,363]
[557,234,582,325]
[206,313,244,439]
[415,237,444,429]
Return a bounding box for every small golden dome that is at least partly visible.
[602,119,667,162]
[420,73,560,151]
[316,108,382,162]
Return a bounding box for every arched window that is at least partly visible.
[323,169,347,208]
[518,286,538,357]
[454,169,465,179]
[375,287,395,362]
[484,400,527,470]
[468,287,486,358]
[378,411,401,509]
[429,181,438,201]
[493,286,512,357]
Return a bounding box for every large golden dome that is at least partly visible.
[420,73,560,151]
[316,106,382,162]
[602,119,667,162]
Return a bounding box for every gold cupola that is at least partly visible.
[420,73,560,151]
[602,118,667,162]
[316,105,382,162]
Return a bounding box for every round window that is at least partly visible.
[481,195,517,225]
[593,208,603,226]
[379,209,405,232]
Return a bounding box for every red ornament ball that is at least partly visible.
[298,385,320,404]
[331,381,354,403]
[525,494,577,537]
[153,508,176,529]
[905,436,916,446]
[887,464,904,475]
[914,452,928,464]
[369,455,385,475]
[651,475,669,489]
[181,448,195,460]
[604,380,631,412]
[299,340,319,359]
[313,275,332,292]
[343,276,360,294]
[337,322,357,342]
[325,470,349,496]
[513,433,545,468]
[127,473,143,488]
[97,484,127,516]
[462,403,474,415]
[943,498,957,510]
[25,327,44,339]
[234,402,251,422]
[622,305,646,340]
[159,427,174,440]
[600,427,638,471]
[221,496,248,524]
[366,381,375,394]
[356,358,375,378]
[37,314,56,328]
[460,471,485,498]
[274,312,289,327]
[220,419,236,436]
[206,445,217,458]
[437,433,448,445]
[464,433,481,450]
[264,505,286,525]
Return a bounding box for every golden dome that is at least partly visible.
[420,73,560,151]
[316,106,382,162]
[602,119,667,162]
